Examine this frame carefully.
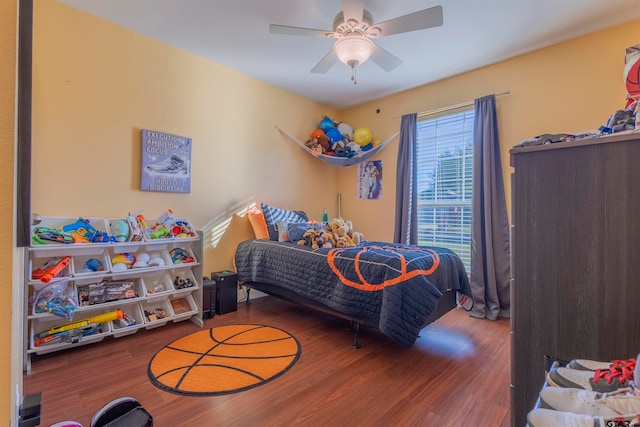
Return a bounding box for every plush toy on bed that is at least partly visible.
[345,220,365,245]
[327,218,364,247]
[297,226,332,249]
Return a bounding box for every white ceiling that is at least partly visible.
[59,0,640,110]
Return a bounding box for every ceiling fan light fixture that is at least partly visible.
[334,35,374,69]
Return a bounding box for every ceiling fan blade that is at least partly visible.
[311,49,338,74]
[342,0,364,24]
[375,5,443,37]
[269,24,331,38]
[370,43,403,72]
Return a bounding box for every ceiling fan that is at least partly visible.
[269,0,443,82]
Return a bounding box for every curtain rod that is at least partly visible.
[392,90,510,119]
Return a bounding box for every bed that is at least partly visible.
[234,239,472,347]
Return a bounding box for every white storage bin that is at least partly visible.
[169,269,198,297]
[30,309,116,354]
[29,278,77,318]
[140,298,173,329]
[169,293,198,322]
[143,218,175,242]
[31,217,110,245]
[72,252,110,276]
[167,244,198,266]
[139,271,175,299]
[75,277,143,308]
[29,256,72,283]
[168,218,198,239]
[107,247,171,273]
[111,302,144,338]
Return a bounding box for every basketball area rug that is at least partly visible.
[148,324,301,396]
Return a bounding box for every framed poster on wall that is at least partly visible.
[140,129,191,193]
[357,160,382,200]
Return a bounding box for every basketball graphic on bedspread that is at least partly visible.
[148,324,301,396]
[327,244,441,291]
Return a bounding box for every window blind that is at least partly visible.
[416,109,474,269]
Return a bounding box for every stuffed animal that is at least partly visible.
[345,220,365,244]
[328,218,355,246]
[298,226,331,249]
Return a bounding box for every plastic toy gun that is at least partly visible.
[62,218,98,243]
[32,256,71,283]
[32,227,74,245]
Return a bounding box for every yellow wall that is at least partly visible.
[32,0,341,273]
[339,20,640,241]
[1,0,17,423]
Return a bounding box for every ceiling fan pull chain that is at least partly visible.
[352,66,357,85]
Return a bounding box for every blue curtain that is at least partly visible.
[394,113,417,244]
[469,95,511,320]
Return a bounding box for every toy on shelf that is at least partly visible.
[32,256,71,283]
[62,218,111,243]
[34,309,123,346]
[32,227,74,245]
[32,278,78,319]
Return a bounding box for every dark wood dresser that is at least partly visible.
[510,132,640,426]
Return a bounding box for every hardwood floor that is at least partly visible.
[24,296,511,426]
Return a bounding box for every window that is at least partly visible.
[416,109,474,270]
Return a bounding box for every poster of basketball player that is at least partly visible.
[358,160,382,200]
[141,129,191,193]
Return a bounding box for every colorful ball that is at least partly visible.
[110,219,129,242]
[319,116,335,132]
[325,127,344,143]
[112,253,135,266]
[353,127,373,146]
[625,53,640,100]
[337,122,353,139]
[84,258,104,272]
[310,128,325,139]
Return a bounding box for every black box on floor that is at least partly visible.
[212,270,238,315]
[202,278,216,319]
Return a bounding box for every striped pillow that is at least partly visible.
[261,203,308,241]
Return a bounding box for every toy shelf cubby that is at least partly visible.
[23,217,204,374]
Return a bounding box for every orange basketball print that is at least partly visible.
[326,244,441,291]
[625,53,640,100]
[148,324,301,396]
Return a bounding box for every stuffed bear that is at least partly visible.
[328,218,355,246]
[345,220,365,245]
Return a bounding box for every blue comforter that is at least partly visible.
[234,240,471,346]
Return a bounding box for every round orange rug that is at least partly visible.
[148,324,301,396]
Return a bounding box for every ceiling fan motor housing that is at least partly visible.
[332,9,381,38]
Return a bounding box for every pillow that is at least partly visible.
[287,221,326,243]
[261,203,308,241]
[246,206,269,240]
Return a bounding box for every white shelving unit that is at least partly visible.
[24,217,203,374]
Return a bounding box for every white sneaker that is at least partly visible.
[548,353,640,392]
[540,386,640,417]
[569,357,636,371]
[547,365,635,392]
[527,408,640,427]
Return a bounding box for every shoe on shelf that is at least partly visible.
[547,353,639,392]
[547,365,635,392]
[527,408,640,427]
[539,386,640,417]
[568,357,636,372]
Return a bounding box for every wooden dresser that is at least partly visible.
[510,132,640,426]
